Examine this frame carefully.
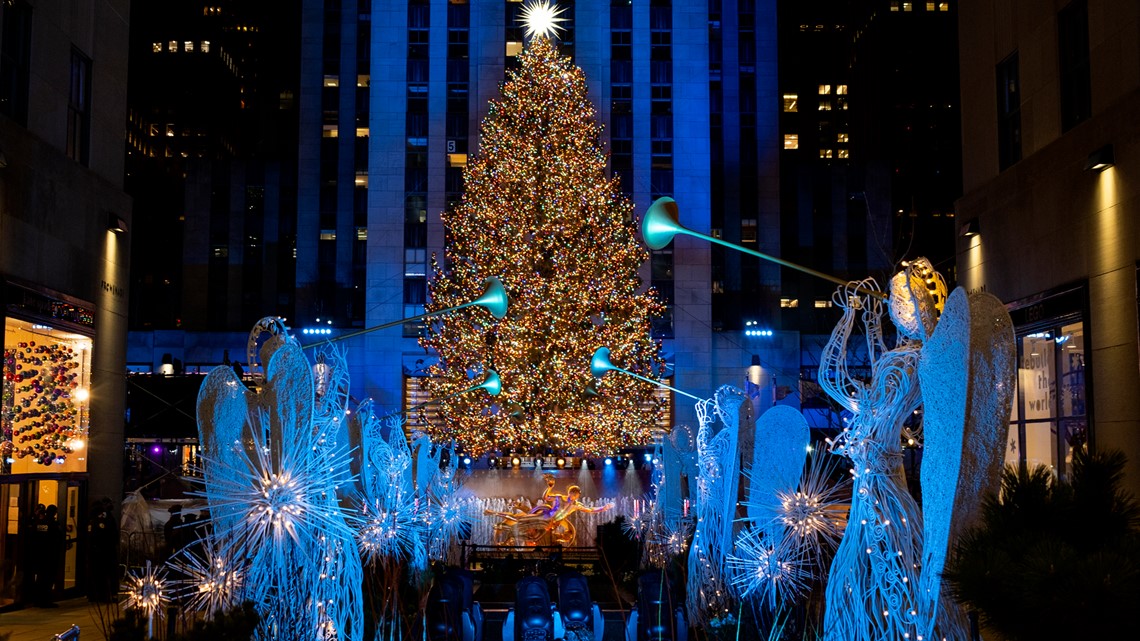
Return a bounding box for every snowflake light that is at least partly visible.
[122,561,169,617]
[727,530,810,609]
[168,538,243,617]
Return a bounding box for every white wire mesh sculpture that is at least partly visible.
[686,385,746,625]
[818,260,1014,641]
[195,321,364,641]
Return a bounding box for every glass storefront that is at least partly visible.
[2,318,92,475]
[1007,289,1087,479]
[1,300,94,608]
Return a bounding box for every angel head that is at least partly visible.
[888,258,947,340]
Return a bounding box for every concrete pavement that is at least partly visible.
[0,598,112,641]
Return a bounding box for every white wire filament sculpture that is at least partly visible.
[727,528,811,609]
[122,560,169,616]
[168,538,243,617]
[196,320,364,641]
[686,386,746,625]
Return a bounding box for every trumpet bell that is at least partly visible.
[642,197,686,250]
[473,277,509,319]
[477,369,502,396]
[590,347,617,378]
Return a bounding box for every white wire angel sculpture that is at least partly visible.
[818,258,1015,641]
[818,265,931,641]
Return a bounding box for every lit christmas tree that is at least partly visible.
[420,35,665,457]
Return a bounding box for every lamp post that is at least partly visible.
[301,276,509,349]
[642,197,887,301]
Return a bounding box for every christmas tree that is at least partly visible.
[420,36,665,457]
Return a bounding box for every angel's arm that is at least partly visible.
[818,281,875,412]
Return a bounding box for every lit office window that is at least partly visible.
[837,132,849,143]
[323,75,339,88]
[184,41,194,52]
[320,230,336,241]
[940,2,949,10]
[818,84,831,95]
[356,227,368,241]
[201,41,211,53]
[168,40,178,52]
[357,75,370,87]
[782,93,798,112]
[837,149,849,159]
[783,134,799,149]
[926,2,935,10]
[814,300,832,308]
[818,99,832,111]
[837,84,848,95]
[356,127,369,138]
[354,172,368,188]
[322,125,338,138]
[890,1,899,11]
[780,298,799,308]
[819,149,833,159]
[152,42,162,53]
[903,2,913,11]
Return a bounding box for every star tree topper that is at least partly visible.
[522,0,567,40]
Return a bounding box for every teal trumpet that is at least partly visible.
[643,197,887,301]
[387,368,501,419]
[303,276,508,349]
[590,347,701,401]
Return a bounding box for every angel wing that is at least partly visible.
[744,405,809,525]
[917,287,1016,639]
[196,363,255,538]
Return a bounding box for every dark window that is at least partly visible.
[1057,0,1091,131]
[611,59,632,84]
[610,3,632,30]
[0,0,32,124]
[403,277,426,305]
[996,51,1021,170]
[66,48,91,165]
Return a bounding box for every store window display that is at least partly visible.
[2,318,92,474]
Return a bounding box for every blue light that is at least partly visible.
[644,453,653,461]
[463,457,472,465]
[604,457,613,466]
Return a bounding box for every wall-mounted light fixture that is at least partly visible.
[959,219,980,238]
[1083,144,1115,172]
[107,213,128,234]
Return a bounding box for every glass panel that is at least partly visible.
[64,485,79,589]
[3,319,93,474]
[1018,332,1056,422]
[1023,421,1057,471]
[1004,424,1020,467]
[0,483,19,608]
[1057,321,1085,418]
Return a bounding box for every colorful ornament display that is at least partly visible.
[1,340,86,466]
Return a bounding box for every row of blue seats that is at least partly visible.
[418,569,687,641]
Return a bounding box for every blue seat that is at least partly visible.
[625,571,687,641]
[503,576,563,641]
[420,570,480,641]
[557,571,603,641]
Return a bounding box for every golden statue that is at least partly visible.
[484,475,613,546]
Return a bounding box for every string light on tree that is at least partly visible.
[421,35,665,456]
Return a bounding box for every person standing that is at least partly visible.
[87,497,119,602]
[32,505,63,607]
[163,505,183,560]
